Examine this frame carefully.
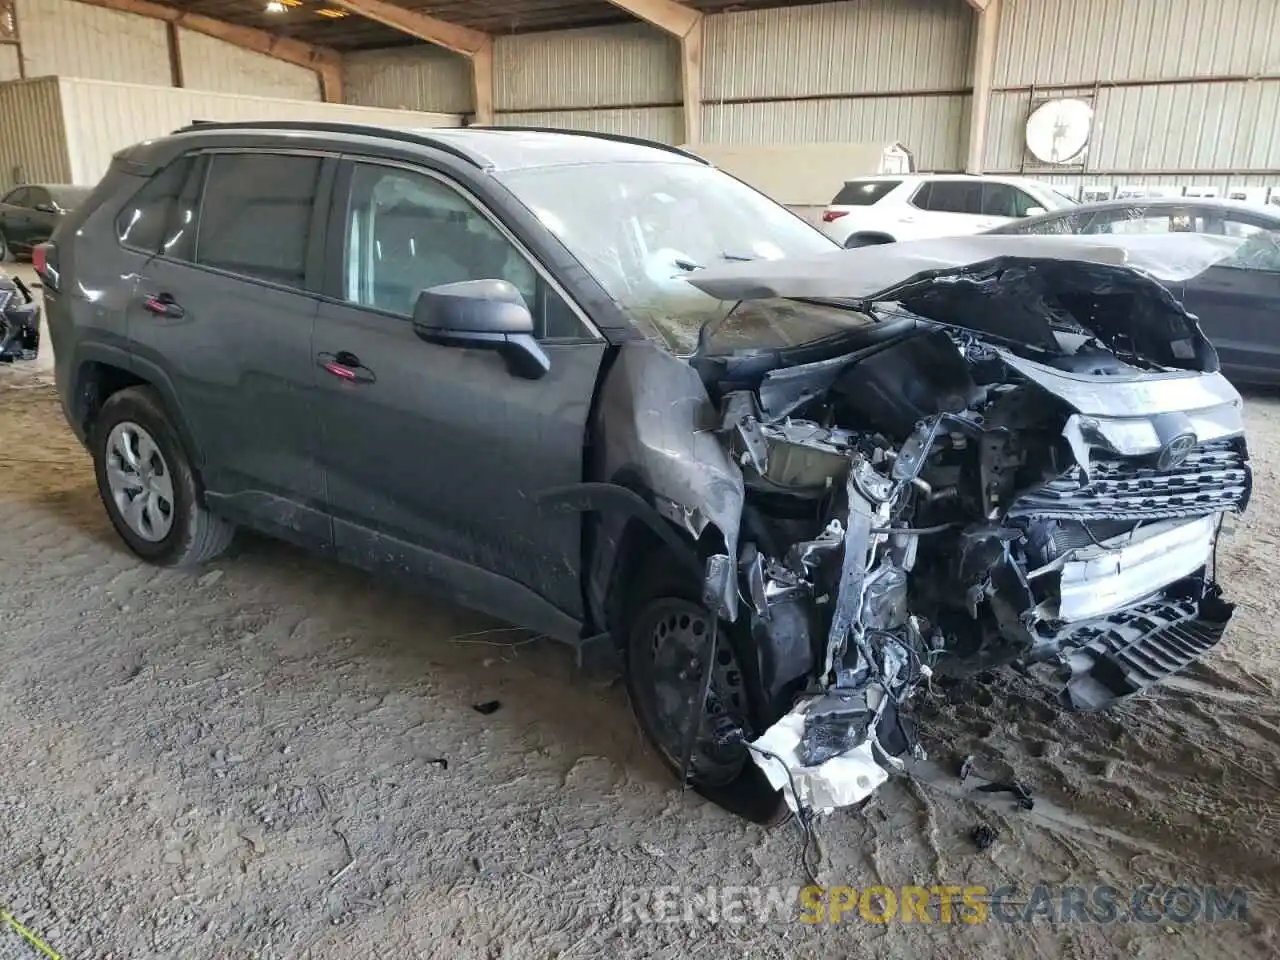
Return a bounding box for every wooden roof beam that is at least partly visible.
[604,0,703,144]
[325,0,493,123]
[70,0,343,101]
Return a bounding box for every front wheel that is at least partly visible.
[625,567,788,825]
[92,386,235,566]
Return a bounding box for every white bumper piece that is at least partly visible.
[748,697,889,815]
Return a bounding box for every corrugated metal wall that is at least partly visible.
[343,2,972,166]
[56,78,460,185]
[702,0,973,169]
[0,77,70,190]
[12,0,325,101]
[344,46,472,114]
[177,29,320,101]
[986,0,1280,192]
[16,0,170,85]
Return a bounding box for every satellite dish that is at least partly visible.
[1025,98,1093,165]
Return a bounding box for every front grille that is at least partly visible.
[1008,439,1250,522]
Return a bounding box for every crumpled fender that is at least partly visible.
[583,341,744,628]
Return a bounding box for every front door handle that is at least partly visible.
[141,292,185,319]
[318,351,376,384]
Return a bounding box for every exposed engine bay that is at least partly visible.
[670,237,1252,816]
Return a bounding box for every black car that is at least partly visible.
[986,197,1280,385]
[39,123,1251,823]
[0,183,93,261]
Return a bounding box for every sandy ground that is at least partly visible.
[0,321,1278,958]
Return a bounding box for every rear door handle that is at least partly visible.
[318,351,376,384]
[141,293,185,319]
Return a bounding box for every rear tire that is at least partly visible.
[92,386,234,567]
[624,561,788,826]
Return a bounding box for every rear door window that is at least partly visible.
[195,153,323,290]
[831,180,899,206]
[3,187,31,207]
[912,181,983,214]
[981,183,1043,218]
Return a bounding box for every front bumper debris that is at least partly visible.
[1060,586,1234,711]
[748,696,889,815]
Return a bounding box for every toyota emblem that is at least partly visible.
[1156,433,1197,470]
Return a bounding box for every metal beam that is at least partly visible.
[325,0,493,124]
[966,0,990,10]
[965,0,1000,173]
[69,0,343,101]
[605,0,703,144]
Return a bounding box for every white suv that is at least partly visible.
[819,174,1077,247]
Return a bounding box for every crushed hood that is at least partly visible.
[688,233,1247,372]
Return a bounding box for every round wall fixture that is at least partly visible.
[1025,98,1094,165]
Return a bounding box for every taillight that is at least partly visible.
[32,242,57,291]
[822,209,848,222]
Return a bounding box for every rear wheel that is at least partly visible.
[92,386,234,566]
[625,564,788,825]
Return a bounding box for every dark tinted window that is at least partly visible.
[832,180,900,206]
[341,163,590,339]
[195,153,321,289]
[981,183,1042,218]
[117,155,203,256]
[913,181,983,214]
[3,187,32,207]
[26,188,51,209]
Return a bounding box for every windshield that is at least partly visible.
[497,161,839,353]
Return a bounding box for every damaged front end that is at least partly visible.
[0,273,40,362]
[669,235,1251,817]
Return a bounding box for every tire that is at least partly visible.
[624,561,789,826]
[0,229,12,263]
[92,386,234,567]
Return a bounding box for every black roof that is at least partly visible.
[170,121,705,173]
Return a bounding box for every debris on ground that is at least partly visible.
[472,700,502,715]
[976,780,1035,810]
[971,824,999,850]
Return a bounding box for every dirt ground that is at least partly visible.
[1,339,1278,958]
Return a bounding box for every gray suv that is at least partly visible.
[43,123,1250,825]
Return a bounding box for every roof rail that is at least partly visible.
[476,125,709,164]
[169,120,482,167]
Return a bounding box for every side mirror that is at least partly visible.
[34,203,56,214]
[411,278,549,380]
[1023,206,1047,217]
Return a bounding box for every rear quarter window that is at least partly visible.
[831,181,900,206]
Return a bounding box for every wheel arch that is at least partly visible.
[74,351,204,467]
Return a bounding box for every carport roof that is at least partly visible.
[169,0,822,51]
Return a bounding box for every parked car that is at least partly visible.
[41,124,1250,823]
[0,183,93,261]
[818,174,1077,247]
[986,197,1280,385]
